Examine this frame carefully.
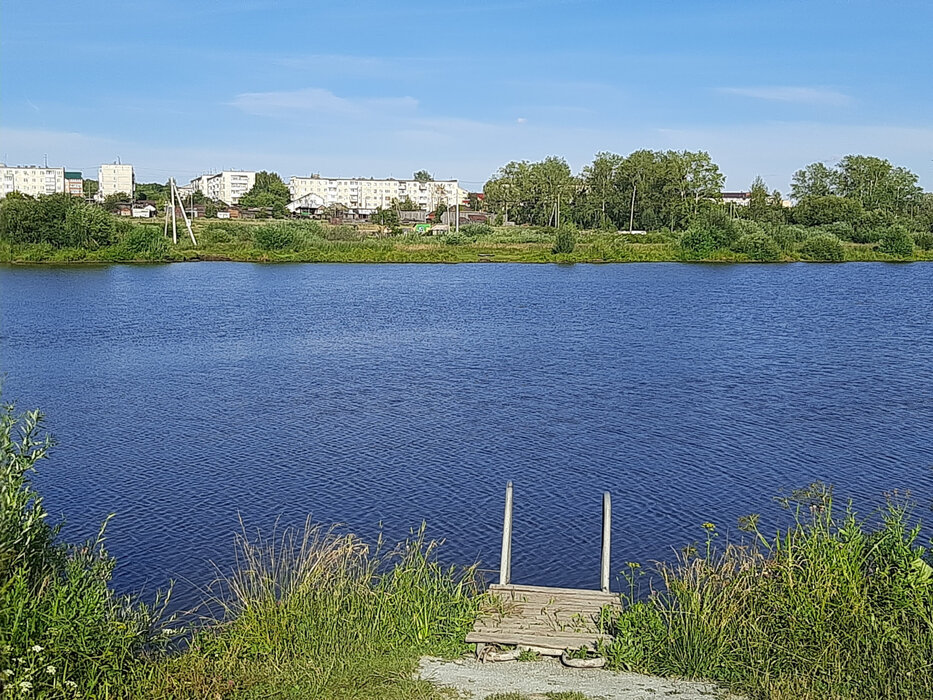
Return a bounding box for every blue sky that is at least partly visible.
[2,0,932,192]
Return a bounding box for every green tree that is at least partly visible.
[82,179,99,199]
[0,193,41,244]
[877,225,914,257]
[792,195,864,227]
[135,182,170,204]
[102,192,130,212]
[413,170,433,182]
[579,152,623,230]
[239,171,290,218]
[63,203,119,248]
[371,207,400,234]
[393,196,420,211]
[791,162,836,200]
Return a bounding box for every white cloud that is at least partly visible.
[516,117,528,124]
[718,86,852,106]
[229,87,418,118]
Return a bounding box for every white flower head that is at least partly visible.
[18,680,32,692]
[3,669,13,677]
[65,680,77,689]
[46,665,56,674]
[30,645,43,653]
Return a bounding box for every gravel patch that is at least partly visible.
[418,656,740,699]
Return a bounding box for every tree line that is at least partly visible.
[483,152,932,235]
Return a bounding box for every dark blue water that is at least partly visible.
[1,262,931,610]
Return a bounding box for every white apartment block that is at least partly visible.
[0,165,65,198]
[97,163,135,200]
[189,171,256,205]
[288,176,467,211]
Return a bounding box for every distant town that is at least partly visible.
[0,160,761,226]
[0,162,479,222]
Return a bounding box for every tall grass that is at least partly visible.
[602,484,933,700]
[135,520,482,698]
[0,402,172,698]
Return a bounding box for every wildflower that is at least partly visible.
[3,670,13,677]
[30,645,43,653]
[701,522,716,532]
[18,681,32,692]
[65,680,77,689]
[46,665,56,674]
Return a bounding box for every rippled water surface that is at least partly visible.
[2,262,931,608]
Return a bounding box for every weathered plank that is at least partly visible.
[469,584,621,652]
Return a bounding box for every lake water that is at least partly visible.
[1,262,931,610]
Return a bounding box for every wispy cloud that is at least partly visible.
[718,86,852,106]
[230,88,418,118]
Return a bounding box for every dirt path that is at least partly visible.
[418,656,740,699]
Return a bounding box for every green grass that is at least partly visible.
[129,522,482,699]
[601,484,933,700]
[4,220,932,265]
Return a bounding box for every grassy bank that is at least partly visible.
[2,218,932,265]
[601,485,933,700]
[3,403,932,699]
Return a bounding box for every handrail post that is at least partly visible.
[600,491,611,592]
[499,482,513,585]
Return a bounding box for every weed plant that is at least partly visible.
[137,521,482,698]
[601,484,933,700]
[0,403,172,698]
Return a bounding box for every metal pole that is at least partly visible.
[499,482,514,586]
[601,491,611,593]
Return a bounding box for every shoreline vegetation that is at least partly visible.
[3,405,933,699]
[2,150,933,267]
[2,218,933,266]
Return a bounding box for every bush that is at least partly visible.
[792,195,864,227]
[601,487,933,699]
[878,225,915,257]
[253,222,298,250]
[733,231,782,261]
[768,224,809,251]
[552,224,577,254]
[732,219,766,239]
[63,203,119,248]
[0,403,170,697]
[459,222,495,238]
[442,232,468,245]
[680,209,737,257]
[853,210,898,243]
[913,231,933,251]
[819,220,856,241]
[120,225,170,259]
[799,233,845,262]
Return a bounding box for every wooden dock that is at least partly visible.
[467,583,619,653]
[467,483,620,655]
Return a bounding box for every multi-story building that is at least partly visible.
[97,163,135,200]
[65,171,84,197]
[0,165,66,198]
[288,176,467,211]
[188,171,256,205]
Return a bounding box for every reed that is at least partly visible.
[602,484,933,700]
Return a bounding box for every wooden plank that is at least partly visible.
[466,630,609,650]
[490,583,617,598]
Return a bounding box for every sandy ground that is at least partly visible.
[418,656,740,699]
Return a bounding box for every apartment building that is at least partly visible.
[288,176,467,211]
[188,171,256,205]
[65,171,84,197]
[97,163,135,200]
[0,165,66,198]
